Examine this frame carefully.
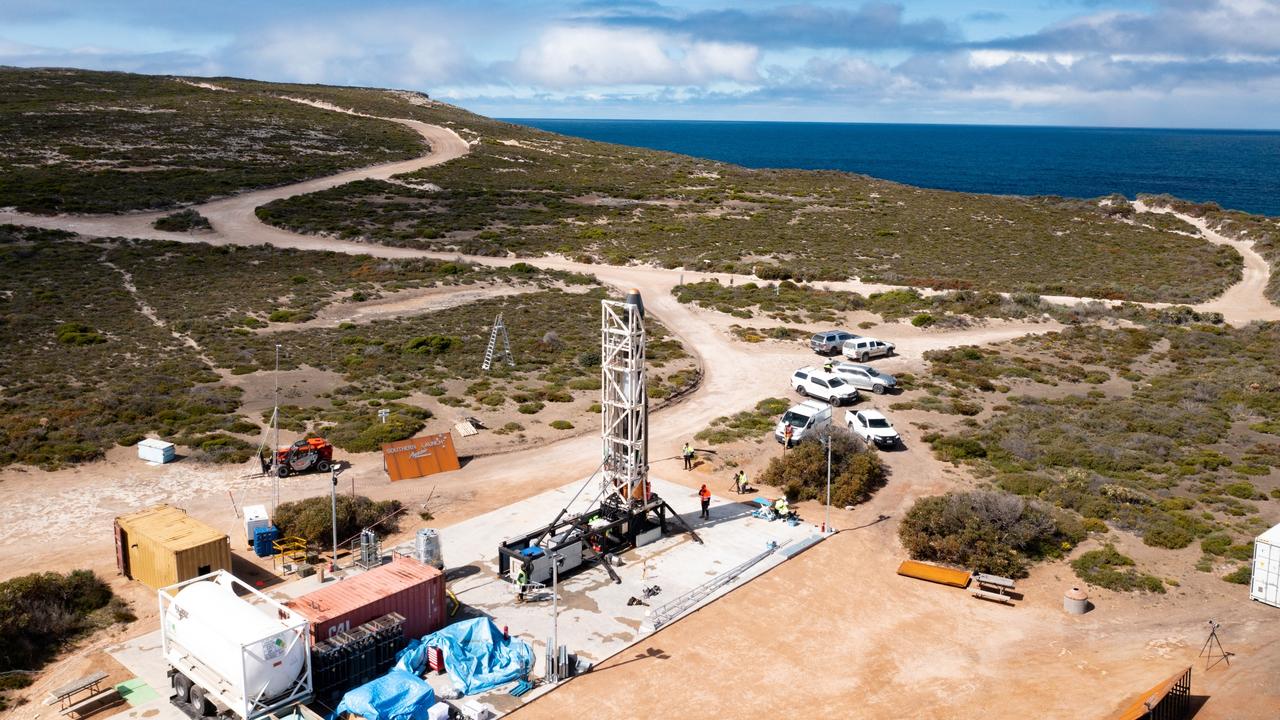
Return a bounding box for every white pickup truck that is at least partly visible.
[845,408,901,448]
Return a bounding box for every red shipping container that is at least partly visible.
[287,556,446,643]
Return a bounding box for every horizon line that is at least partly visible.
[497,116,1280,134]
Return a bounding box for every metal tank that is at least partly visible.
[1063,586,1089,615]
[415,528,444,569]
[161,571,311,719]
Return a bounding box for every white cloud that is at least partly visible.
[513,25,759,88]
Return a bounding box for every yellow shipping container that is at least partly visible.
[114,504,231,590]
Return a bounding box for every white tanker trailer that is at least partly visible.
[159,571,313,719]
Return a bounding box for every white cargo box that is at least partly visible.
[137,438,176,464]
[1251,523,1280,608]
[244,505,271,546]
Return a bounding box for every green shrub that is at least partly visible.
[55,321,105,345]
[550,420,574,430]
[927,434,987,462]
[1223,565,1252,584]
[153,209,212,232]
[1200,533,1232,556]
[402,335,460,355]
[1071,546,1165,593]
[1224,481,1258,499]
[518,401,544,415]
[273,495,403,550]
[1142,516,1195,549]
[911,313,936,328]
[760,429,886,507]
[898,490,1063,577]
[0,570,126,672]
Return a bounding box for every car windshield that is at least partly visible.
[781,411,810,427]
[866,368,883,377]
[827,377,846,387]
[868,417,891,428]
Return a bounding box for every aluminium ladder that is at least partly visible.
[482,313,514,371]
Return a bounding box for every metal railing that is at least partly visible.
[650,540,788,629]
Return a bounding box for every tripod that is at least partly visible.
[1199,621,1232,669]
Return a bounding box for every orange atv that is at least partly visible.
[271,438,334,477]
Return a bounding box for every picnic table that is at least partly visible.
[47,672,122,718]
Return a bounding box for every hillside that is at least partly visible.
[0,68,423,213]
[0,68,1251,303]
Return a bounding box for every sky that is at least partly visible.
[1,0,1279,128]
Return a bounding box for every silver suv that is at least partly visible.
[810,330,855,355]
[831,362,897,395]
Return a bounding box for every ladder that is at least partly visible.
[482,313,514,370]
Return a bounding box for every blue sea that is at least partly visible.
[506,119,1280,217]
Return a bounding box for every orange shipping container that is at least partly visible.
[287,556,446,642]
[381,432,460,482]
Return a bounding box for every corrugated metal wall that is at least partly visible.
[115,505,231,589]
[289,557,446,642]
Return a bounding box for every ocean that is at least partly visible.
[506,119,1280,217]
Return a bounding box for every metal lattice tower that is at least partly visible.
[601,290,648,507]
[482,313,514,371]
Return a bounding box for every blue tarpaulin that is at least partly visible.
[396,618,534,695]
[329,670,435,720]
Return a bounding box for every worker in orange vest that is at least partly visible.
[698,484,711,520]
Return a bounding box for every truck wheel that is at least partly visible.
[172,673,191,704]
[317,459,331,472]
[796,386,808,397]
[873,384,886,395]
[189,686,214,717]
[860,352,870,362]
[277,465,290,478]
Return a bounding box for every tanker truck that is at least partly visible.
[159,571,313,719]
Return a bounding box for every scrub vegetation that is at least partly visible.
[1140,194,1280,303]
[0,68,423,213]
[906,321,1280,567]
[272,495,403,550]
[898,490,1082,578]
[759,429,887,507]
[218,79,1243,303]
[0,570,132,676]
[0,226,693,466]
[695,397,789,445]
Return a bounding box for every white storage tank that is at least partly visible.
[243,505,271,547]
[161,572,310,718]
[1251,522,1280,608]
[415,528,444,569]
[137,438,176,464]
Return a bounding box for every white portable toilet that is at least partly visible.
[243,505,271,548]
[1251,522,1280,608]
[137,438,176,464]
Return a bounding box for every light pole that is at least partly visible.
[550,552,564,681]
[329,465,344,572]
[272,343,281,515]
[824,425,832,534]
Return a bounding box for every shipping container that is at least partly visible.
[115,504,231,590]
[1252,522,1280,608]
[287,556,446,643]
[137,438,176,464]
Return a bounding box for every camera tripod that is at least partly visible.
[1200,620,1232,669]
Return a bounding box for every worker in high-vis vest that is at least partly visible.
[699,484,712,519]
[515,567,529,603]
[683,442,695,470]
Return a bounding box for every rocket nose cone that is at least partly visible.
[625,288,645,317]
